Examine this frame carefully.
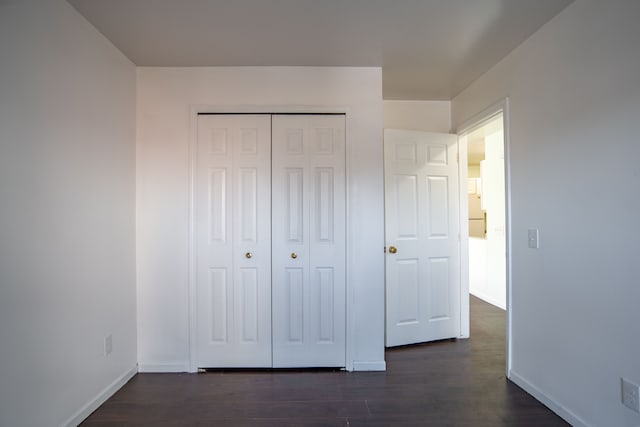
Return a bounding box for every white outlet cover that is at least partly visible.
[527,229,539,249]
[104,334,113,356]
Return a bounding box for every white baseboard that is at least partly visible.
[352,360,386,371]
[510,370,590,427]
[139,361,385,373]
[470,289,506,310]
[62,365,137,427]
[137,362,191,373]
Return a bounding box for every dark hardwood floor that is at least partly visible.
[81,296,568,426]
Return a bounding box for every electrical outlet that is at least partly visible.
[527,229,539,249]
[104,334,113,356]
[622,378,640,412]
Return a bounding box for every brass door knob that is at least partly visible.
[245,252,252,259]
[388,246,397,254]
[291,252,298,259]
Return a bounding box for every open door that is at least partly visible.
[384,129,461,347]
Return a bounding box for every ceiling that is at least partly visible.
[67,0,573,100]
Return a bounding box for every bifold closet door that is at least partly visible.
[271,115,347,367]
[195,114,272,368]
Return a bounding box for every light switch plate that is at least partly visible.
[527,229,539,249]
[622,377,640,412]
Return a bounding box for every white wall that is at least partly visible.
[468,237,488,297]
[136,67,385,371]
[468,165,481,178]
[0,1,137,426]
[384,100,451,132]
[453,0,640,425]
[476,131,506,309]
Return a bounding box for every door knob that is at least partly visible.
[245,252,252,259]
[291,252,298,259]
[388,246,397,254]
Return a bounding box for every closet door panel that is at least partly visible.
[272,115,346,367]
[196,114,272,367]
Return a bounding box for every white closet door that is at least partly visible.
[196,114,272,367]
[271,115,346,367]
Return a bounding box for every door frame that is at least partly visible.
[187,105,352,372]
[455,98,512,377]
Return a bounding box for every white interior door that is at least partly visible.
[196,114,272,367]
[271,115,346,367]
[384,129,461,347]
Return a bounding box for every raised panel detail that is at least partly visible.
[239,168,257,242]
[428,176,449,238]
[396,175,418,239]
[272,114,346,368]
[210,129,228,154]
[427,144,447,165]
[384,129,460,347]
[286,168,304,243]
[286,268,304,343]
[395,143,416,162]
[395,259,419,325]
[315,128,334,154]
[240,268,258,342]
[316,268,334,342]
[286,129,304,154]
[209,168,226,243]
[240,128,258,154]
[428,258,450,321]
[209,268,228,342]
[315,168,334,242]
[197,114,272,368]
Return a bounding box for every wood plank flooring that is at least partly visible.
[81,297,568,426]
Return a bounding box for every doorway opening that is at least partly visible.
[457,101,511,376]
[466,114,506,310]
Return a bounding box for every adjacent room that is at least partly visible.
[464,114,507,311]
[1,1,639,426]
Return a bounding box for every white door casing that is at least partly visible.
[384,129,461,347]
[196,114,272,367]
[271,115,347,367]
